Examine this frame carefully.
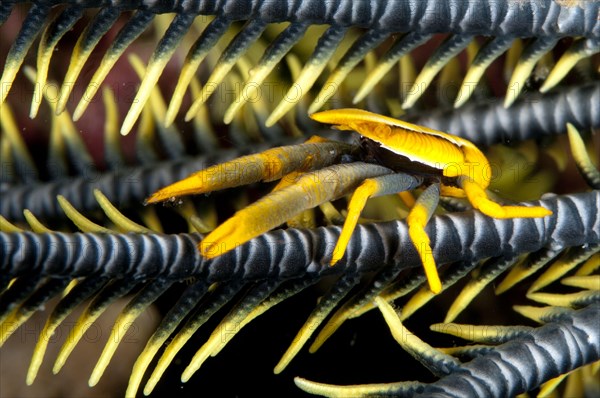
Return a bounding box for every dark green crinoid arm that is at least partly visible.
[2,191,598,283]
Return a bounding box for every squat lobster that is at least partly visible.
[147,109,552,293]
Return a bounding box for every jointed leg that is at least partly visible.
[407,183,442,294]
[200,162,394,258]
[398,191,416,208]
[331,173,422,265]
[459,176,552,219]
[146,137,354,203]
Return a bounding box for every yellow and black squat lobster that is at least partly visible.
[147,108,553,294]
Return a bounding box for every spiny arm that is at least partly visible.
[2,191,598,284]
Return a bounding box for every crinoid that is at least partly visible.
[1,1,599,397]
